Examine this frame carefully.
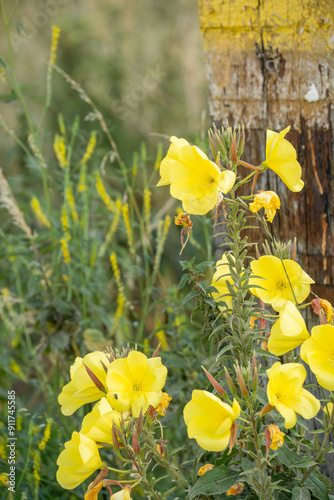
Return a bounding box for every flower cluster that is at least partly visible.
[57,350,168,495]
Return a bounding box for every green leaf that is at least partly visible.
[291,487,311,500]
[304,469,330,500]
[189,465,242,499]
[182,290,200,305]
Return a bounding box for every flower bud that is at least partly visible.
[236,367,248,397]
[112,424,120,450]
[83,363,105,391]
[137,409,144,436]
[260,403,275,416]
[202,366,226,397]
[230,136,238,165]
[224,367,236,394]
[226,483,244,496]
[197,464,214,476]
[132,428,140,455]
[229,421,238,452]
[152,344,160,358]
[237,124,245,157]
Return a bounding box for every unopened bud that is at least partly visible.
[132,427,140,454]
[112,424,120,450]
[202,366,226,397]
[290,237,297,261]
[230,137,238,165]
[83,363,105,391]
[260,403,275,416]
[152,344,160,358]
[236,369,248,397]
[137,409,144,436]
[224,367,236,394]
[237,124,245,157]
[229,421,238,452]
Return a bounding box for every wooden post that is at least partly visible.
[198,0,334,308]
[198,0,334,478]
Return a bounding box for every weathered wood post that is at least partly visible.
[198,0,334,477]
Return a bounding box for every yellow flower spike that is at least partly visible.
[122,204,135,256]
[110,253,125,298]
[263,127,304,192]
[38,418,52,450]
[266,362,320,429]
[110,293,125,336]
[250,255,314,312]
[183,390,240,452]
[95,172,115,212]
[157,136,236,215]
[58,351,110,416]
[268,424,285,450]
[53,134,67,169]
[211,253,234,310]
[82,132,97,165]
[66,187,79,222]
[56,432,102,490]
[60,237,71,264]
[197,464,214,476]
[319,299,334,324]
[106,351,168,418]
[155,328,170,351]
[156,392,172,416]
[268,301,310,356]
[80,397,123,445]
[49,25,61,66]
[30,197,51,228]
[301,324,334,390]
[110,487,132,500]
[249,190,280,223]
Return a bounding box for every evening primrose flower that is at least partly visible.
[249,190,280,222]
[266,362,320,429]
[157,136,236,215]
[300,324,334,390]
[156,392,172,416]
[319,299,334,324]
[183,390,240,452]
[58,352,110,416]
[263,127,304,192]
[56,432,102,489]
[250,255,314,311]
[268,301,310,355]
[111,488,132,500]
[211,253,234,310]
[106,351,167,417]
[197,464,214,476]
[80,397,123,445]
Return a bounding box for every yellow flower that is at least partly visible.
[110,487,132,500]
[197,464,214,476]
[263,127,304,192]
[268,301,310,355]
[183,390,240,452]
[57,432,102,490]
[226,483,244,496]
[319,299,334,324]
[211,253,234,310]
[156,392,172,416]
[30,197,51,228]
[266,362,320,429]
[54,134,67,169]
[106,351,168,418]
[80,397,123,445]
[268,424,285,450]
[249,190,280,223]
[157,136,236,215]
[300,324,334,390]
[250,255,314,311]
[58,352,110,416]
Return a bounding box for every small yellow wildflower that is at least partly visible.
[249,190,280,223]
[39,419,52,450]
[122,203,135,256]
[77,164,87,193]
[0,473,7,486]
[143,188,152,230]
[156,444,164,457]
[49,26,61,66]
[28,135,47,169]
[66,187,79,222]
[30,197,51,228]
[197,464,214,476]
[226,483,244,496]
[82,132,97,165]
[156,392,172,416]
[98,199,122,256]
[268,424,285,450]
[319,299,334,323]
[156,327,169,351]
[110,293,125,336]
[54,135,67,169]
[95,172,115,212]
[60,237,71,264]
[10,359,26,380]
